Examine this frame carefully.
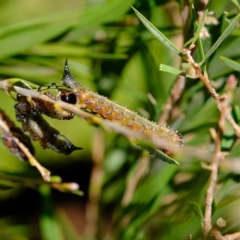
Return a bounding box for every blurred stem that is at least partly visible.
[158,75,185,125]
[121,153,149,206]
[0,115,50,181]
[183,48,240,239]
[182,48,240,137]
[85,130,105,238]
[204,128,222,235]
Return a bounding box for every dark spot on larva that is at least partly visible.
[105,110,112,115]
[94,105,102,111]
[126,123,134,127]
[75,92,82,98]
[61,93,77,104]
[85,99,93,105]
[115,115,123,121]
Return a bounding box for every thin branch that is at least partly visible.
[158,75,186,125]
[0,173,83,195]
[204,129,222,235]
[182,48,240,239]
[85,130,105,238]
[182,49,240,137]
[121,153,149,206]
[0,113,50,181]
[223,232,240,240]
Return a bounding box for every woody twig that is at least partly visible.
[182,48,240,239]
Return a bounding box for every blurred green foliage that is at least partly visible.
[0,0,240,239]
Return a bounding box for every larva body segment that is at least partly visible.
[61,60,183,156]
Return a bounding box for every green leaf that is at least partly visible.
[132,7,181,55]
[65,0,136,41]
[160,64,197,79]
[39,185,65,240]
[231,0,240,9]
[30,43,128,59]
[184,8,208,48]
[0,21,73,60]
[137,143,179,165]
[0,9,80,37]
[190,202,204,223]
[201,12,240,64]
[132,164,177,203]
[0,182,14,190]
[220,56,240,71]
[57,210,81,240]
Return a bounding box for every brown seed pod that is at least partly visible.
[0,109,35,160]
[15,95,82,155]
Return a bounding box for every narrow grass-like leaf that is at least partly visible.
[138,143,179,165]
[220,56,240,71]
[201,12,240,64]
[39,185,65,240]
[231,0,240,9]
[30,44,128,59]
[57,210,81,240]
[160,64,197,79]
[184,9,208,47]
[0,182,14,190]
[132,165,177,203]
[0,9,80,37]
[132,7,181,55]
[0,21,73,60]
[190,202,204,223]
[66,0,136,41]
[184,4,206,64]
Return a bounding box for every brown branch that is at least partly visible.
[158,75,186,125]
[0,173,82,195]
[182,49,240,137]
[204,129,222,235]
[207,220,240,240]
[223,232,240,240]
[0,114,50,181]
[182,49,240,239]
[85,130,105,238]
[121,153,149,206]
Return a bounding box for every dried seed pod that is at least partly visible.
[15,95,82,155]
[0,109,35,160]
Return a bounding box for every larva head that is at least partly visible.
[61,59,82,89]
[60,91,77,104]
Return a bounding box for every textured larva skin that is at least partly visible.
[62,61,183,156]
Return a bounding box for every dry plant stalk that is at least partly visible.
[0,109,50,181]
[182,48,240,240]
[121,153,150,206]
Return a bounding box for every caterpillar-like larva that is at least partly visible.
[61,60,183,157]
